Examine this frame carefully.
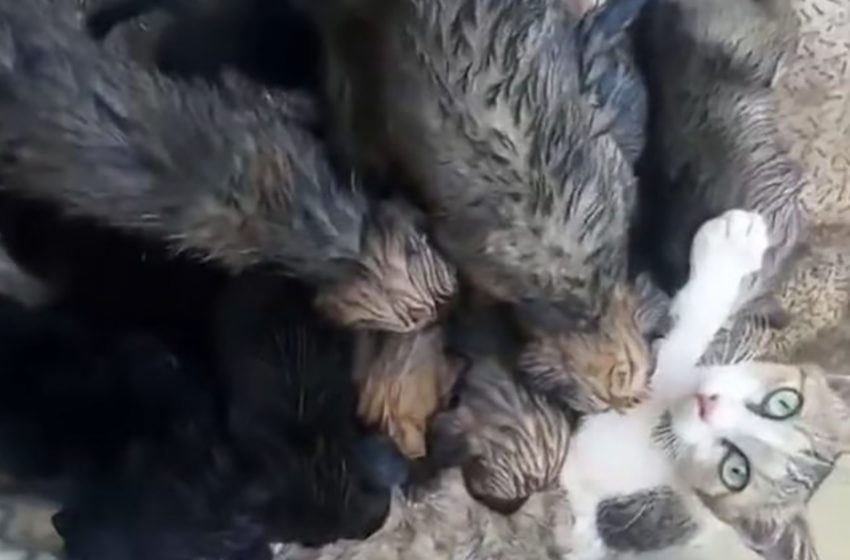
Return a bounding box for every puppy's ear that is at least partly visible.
[731,514,819,560]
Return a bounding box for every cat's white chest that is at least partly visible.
[559,406,686,560]
[562,405,673,500]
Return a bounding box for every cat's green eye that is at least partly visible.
[719,443,750,492]
[759,388,803,420]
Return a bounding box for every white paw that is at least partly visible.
[690,209,769,280]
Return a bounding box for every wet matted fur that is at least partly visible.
[0,0,456,333]
[303,0,654,412]
[428,302,575,514]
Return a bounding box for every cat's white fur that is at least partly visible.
[561,209,770,559]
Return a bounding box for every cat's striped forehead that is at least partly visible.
[678,361,849,525]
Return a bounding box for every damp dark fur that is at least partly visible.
[0,276,406,559]
[308,0,645,326]
[0,0,456,333]
[301,0,653,413]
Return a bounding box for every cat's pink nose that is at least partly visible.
[696,394,719,421]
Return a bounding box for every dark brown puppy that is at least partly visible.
[0,0,455,333]
[632,0,803,320]
[303,0,653,412]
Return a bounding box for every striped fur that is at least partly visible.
[309,0,652,410]
[0,0,456,333]
[634,0,804,313]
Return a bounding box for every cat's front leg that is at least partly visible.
[652,209,769,401]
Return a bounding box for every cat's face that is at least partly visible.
[662,361,850,557]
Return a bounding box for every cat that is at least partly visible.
[266,209,839,560]
[562,209,850,560]
[0,0,456,334]
[631,0,804,324]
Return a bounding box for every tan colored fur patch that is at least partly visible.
[354,328,458,458]
[315,204,457,332]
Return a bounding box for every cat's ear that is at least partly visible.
[732,514,819,560]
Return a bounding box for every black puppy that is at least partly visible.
[0,275,406,559]
[0,193,230,363]
[212,273,408,546]
[0,297,212,482]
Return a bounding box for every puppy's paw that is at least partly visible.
[691,209,769,280]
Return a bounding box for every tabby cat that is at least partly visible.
[563,210,850,560]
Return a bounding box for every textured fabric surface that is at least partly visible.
[767,0,850,364]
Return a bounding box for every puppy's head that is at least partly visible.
[519,285,652,414]
[316,201,457,332]
[430,354,572,514]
